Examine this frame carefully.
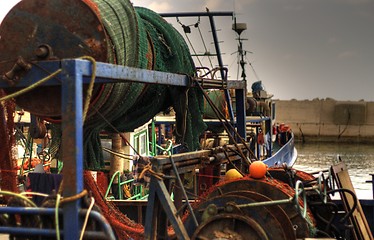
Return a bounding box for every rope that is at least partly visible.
[0,69,62,103]
[80,56,97,123]
[60,189,88,204]
[138,163,164,180]
[79,196,95,240]
[55,193,61,240]
[102,146,134,160]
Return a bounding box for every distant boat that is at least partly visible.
[244,80,297,168]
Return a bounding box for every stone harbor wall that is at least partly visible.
[274,98,374,143]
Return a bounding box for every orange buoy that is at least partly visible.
[249,161,267,179]
[225,169,243,181]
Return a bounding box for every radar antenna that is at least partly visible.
[232,19,252,80]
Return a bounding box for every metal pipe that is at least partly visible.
[169,156,199,227]
[207,9,235,122]
[104,170,121,199]
[0,207,116,239]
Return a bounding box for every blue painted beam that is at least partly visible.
[61,60,84,240]
[144,177,190,239]
[207,11,236,122]
[0,59,190,87]
[235,87,246,139]
[0,207,116,239]
[0,59,245,89]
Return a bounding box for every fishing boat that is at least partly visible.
[125,82,297,167]
[0,0,372,239]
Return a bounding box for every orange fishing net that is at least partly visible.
[83,170,145,239]
[0,90,18,195]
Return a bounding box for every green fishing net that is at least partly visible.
[74,0,207,169]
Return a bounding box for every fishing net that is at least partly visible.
[76,0,207,170]
[76,2,207,237]
[84,170,144,239]
[0,90,18,195]
[0,1,207,238]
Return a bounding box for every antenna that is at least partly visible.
[232,19,251,81]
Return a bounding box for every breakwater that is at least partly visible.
[274,98,374,143]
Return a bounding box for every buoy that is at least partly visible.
[225,169,243,181]
[249,161,267,179]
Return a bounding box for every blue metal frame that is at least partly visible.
[144,177,189,239]
[235,87,246,139]
[0,207,115,239]
[61,60,84,239]
[0,59,248,239]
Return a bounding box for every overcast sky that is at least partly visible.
[2,0,374,101]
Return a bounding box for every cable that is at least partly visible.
[0,190,37,207]
[338,110,350,139]
[79,196,95,240]
[90,105,141,156]
[176,16,205,68]
[184,32,204,67]
[196,23,214,69]
[19,192,49,198]
[245,55,261,81]
[327,188,357,223]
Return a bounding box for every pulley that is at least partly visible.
[0,0,108,117]
[185,194,295,240]
[205,178,316,238]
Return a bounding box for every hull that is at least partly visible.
[263,132,297,167]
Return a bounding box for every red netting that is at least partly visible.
[0,90,18,195]
[83,170,145,239]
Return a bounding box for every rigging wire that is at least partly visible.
[90,105,140,156]
[196,22,214,69]
[236,47,240,80]
[176,16,215,69]
[179,28,204,67]
[245,55,261,81]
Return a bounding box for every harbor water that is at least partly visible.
[293,141,374,200]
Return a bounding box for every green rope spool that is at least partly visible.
[83,2,207,169]
[0,0,207,169]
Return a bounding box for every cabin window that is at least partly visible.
[139,132,147,155]
[134,128,149,156]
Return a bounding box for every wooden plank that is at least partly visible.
[332,162,373,240]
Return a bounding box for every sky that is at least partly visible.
[1,0,374,101]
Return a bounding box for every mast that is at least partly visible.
[232,20,250,81]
